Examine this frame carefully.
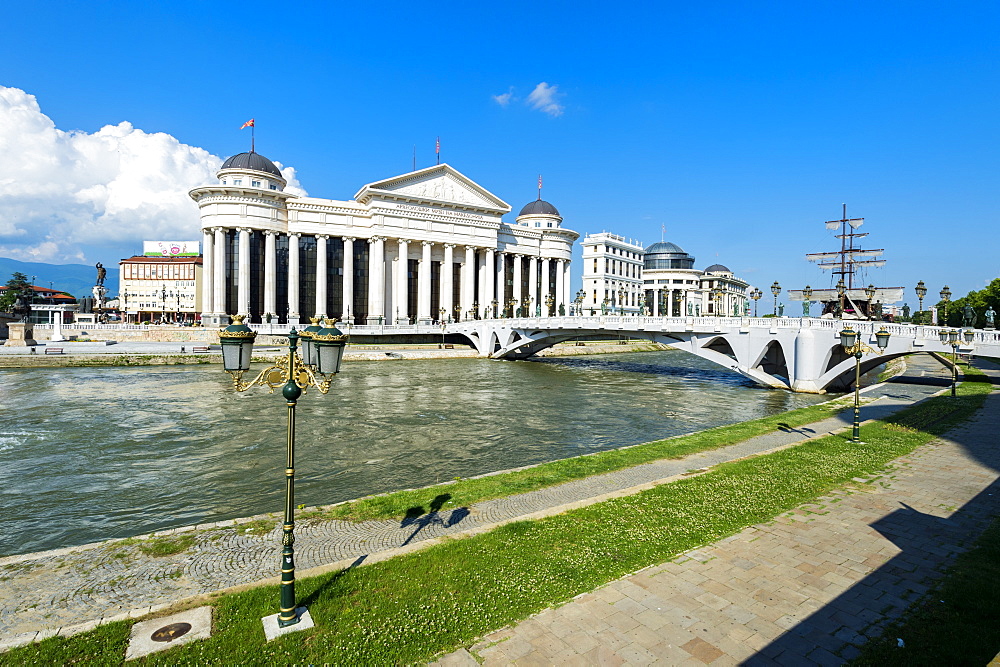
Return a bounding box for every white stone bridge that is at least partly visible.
[443,316,1000,393]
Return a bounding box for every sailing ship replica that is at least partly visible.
[789,206,903,319]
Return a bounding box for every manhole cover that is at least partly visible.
[150,622,192,642]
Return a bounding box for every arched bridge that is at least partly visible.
[445,316,1000,393]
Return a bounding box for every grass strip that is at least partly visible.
[850,515,1000,666]
[310,393,866,522]
[6,368,989,665]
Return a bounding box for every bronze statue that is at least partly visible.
[985,306,996,328]
[95,262,107,286]
[962,304,977,328]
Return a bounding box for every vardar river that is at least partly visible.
[1,351,832,557]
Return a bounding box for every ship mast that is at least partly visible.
[805,205,885,289]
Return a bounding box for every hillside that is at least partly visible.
[0,257,119,298]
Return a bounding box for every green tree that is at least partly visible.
[0,272,32,312]
[934,278,1000,327]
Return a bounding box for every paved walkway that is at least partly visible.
[436,360,1000,665]
[0,354,974,653]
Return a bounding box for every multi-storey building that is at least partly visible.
[118,254,203,323]
[189,152,579,325]
[581,233,645,314]
[581,235,750,317]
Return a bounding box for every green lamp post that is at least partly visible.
[839,325,891,443]
[770,281,781,316]
[218,315,346,629]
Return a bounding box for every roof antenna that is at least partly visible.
[413,145,416,172]
[537,174,542,200]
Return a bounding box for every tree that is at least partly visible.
[0,272,32,312]
[934,278,1000,327]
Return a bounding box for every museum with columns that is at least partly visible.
[189,152,579,326]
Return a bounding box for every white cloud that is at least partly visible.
[526,82,565,117]
[492,87,515,107]
[0,85,306,263]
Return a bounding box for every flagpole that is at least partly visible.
[251,124,255,153]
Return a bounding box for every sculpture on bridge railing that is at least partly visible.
[986,307,996,330]
[963,305,977,328]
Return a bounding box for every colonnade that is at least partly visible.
[201,229,573,323]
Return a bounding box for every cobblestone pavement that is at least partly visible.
[0,355,961,649]
[435,360,1000,666]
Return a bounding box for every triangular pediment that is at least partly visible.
[354,164,511,214]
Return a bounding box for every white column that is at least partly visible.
[477,250,487,318]
[396,239,409,323]
[237,227,251,317]
[462,246,475,319]
[442,244,455,321]
[418,241,433,322]
[315,235,328,318]
[496,252,505,314]
[367,236,385,324]
[483,248,495,318]
[667,288,674,317]
[213,228,226,316]
[342,237,355,323]
[263,231,276,318]
[555,259,565,314]
[512,254,523,314]
[653,289,660,317]
[564,260,572,311]
[540,258,551,313]
[528,256,539,315]
[288,233,301,322]
[202,229,214,316]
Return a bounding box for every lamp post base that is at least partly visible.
[262,607,313,641]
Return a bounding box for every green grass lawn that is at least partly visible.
[4,366,990,665]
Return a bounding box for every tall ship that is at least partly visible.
[789,206,903,319]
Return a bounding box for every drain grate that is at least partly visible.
[150,622,192,643]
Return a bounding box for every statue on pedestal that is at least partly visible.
[962,304,977,328]
[95,262,107,286]
[985,306,996,329]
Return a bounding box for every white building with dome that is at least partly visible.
[189,152,579,325]
[582,234,749,316]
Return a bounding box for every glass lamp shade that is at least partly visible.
[839,326,858,349]
[948,329,960,344]
[836,279,846,297]
[219,316,257,372]
[865,284,877,300]
[940,286,951,301]
[299,318,323,366]
[964,329,975,343]
[915,281,927,298]
[313,319,347,375]
[939,330,950,344]
[802,285,813,300]
[771,281,781,296]
[875,327,891,350]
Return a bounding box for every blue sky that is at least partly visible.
[1,1,997,306]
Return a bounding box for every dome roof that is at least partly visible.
[518,199,560,217]
[221,151,282,177]
[704,263,731,273]
[644,241,686,255]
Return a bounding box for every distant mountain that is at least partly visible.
[0,257,118,298]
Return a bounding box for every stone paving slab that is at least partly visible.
[435,361,1000,665]
[0,354,959,648]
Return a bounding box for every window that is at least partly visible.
[547,222,552,227]
[252,180,261,188]
[270,184,278,190]
[233,179,242,186]
[221,179,227,185]
[535,222,541,227]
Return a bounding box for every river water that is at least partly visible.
[1,351,831,557]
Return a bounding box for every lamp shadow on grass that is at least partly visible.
[776,423,816,436]
[400,494,471,546]
[297,553,367,609]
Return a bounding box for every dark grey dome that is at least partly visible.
[644,241,695,271]
[518,199,560,217]
[221,151,281,177]
[644,241,685,255]
[704,263,731,273]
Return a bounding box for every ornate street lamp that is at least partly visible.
[218,316,346,629]
[802,285,813,317]
[490,299,498,319]
[617,287,625,315]
[545,293,555,317]
[939,327,974,397]
[864,284,877,320]
[575,289,585,316]
[836,278,847,318]
[750,287,762,317]
[711,286,723,316]
[523,296,532,318]
[298,317,323,366]
[839,325,892,443]
[770,281,781,316]
[915,281,927,323]
[940,286,952,324]
[472,301,480,320]
[439,306,446,323]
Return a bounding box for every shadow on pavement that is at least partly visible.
[745,394,1000,665]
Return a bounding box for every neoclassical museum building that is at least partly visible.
[189,152,579,325]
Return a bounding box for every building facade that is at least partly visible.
[581,233,645,314]
[580,235,750,317]
[189,153,579,325]
[118,255,203,323]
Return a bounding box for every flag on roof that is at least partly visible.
[240,119,255,129]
